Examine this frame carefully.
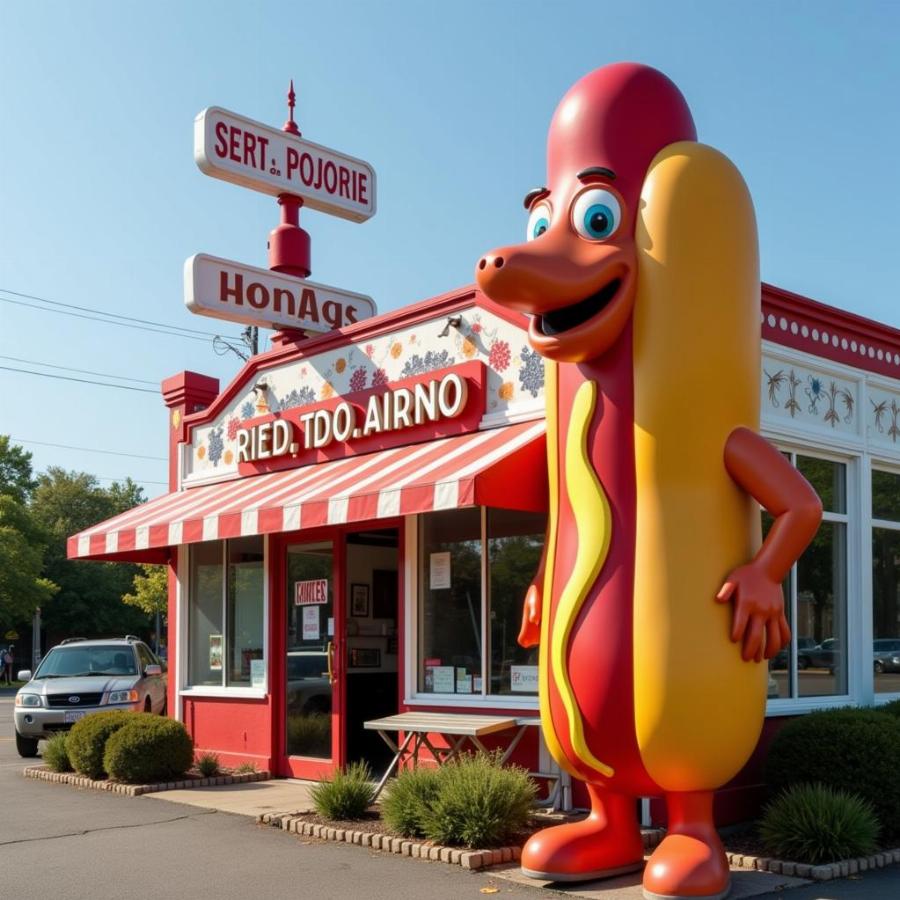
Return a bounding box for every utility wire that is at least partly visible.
[0,286,226,338]
[0,355,158,386]
[11,437,166,462]
[95,475,168,487]
[0,365,158,394]
[0,295,215,343]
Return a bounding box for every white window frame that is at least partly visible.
[762,443,857,716]
[178,535,269,702]
[869,461,900,704]
[405,509,541,710]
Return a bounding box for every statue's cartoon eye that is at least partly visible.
[571,188,621,241]
[526,203,552,242]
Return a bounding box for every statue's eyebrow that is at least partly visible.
[523,187,550,210]
[577,166,616,182]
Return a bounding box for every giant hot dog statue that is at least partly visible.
[475,63,822,900]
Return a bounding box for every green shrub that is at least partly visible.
[235,762,258,774]
[66,711,132,779]
[420,753,536,848]
[311,762,374,820]
[42,732,72,773]
[103,714,194,784]
[878,698,900,718]
[765,708,900,838]
[760,783,879,864]
[382,766,441,837]
[197,752,220,777]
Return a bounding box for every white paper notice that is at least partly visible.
[302,606,320,640]
[327,617,334,636]
[432,665,456,693]
[250,658,265,687]
[510,665,539,692]
[429,551,451,590]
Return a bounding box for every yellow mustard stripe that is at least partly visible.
[550,380,614,778]
[537,360,577,778]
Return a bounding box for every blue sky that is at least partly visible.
[1,1,898,497]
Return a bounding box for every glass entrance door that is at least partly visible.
[283,540,342,777]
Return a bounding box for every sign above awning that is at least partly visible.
[67,421,547,563]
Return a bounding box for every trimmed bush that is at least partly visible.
[103,714,194,784]
[760,783,879,864]
[382,766,441,838]
[878,698,900,718]
[765,708,900,838]
[420,753,536,848]
[311,762,374,820]
[197,752,220,777]
[42,732,72,773]
[67,711,132,779]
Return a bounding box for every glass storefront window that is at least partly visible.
[188,537,265,688]
[488,509,544,696]
[227,537,265,686]
[419,509,483,694]
[189,542,225,686]
[763,454,848,701]
[417,507,547,698]
[872,469,900,695]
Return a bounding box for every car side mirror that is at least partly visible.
[17,669,32,682]
[144,664,162,677]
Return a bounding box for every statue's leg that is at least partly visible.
[643,790,729,900]
[521,782,644,882]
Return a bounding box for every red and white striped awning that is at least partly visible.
[67,421,546,562]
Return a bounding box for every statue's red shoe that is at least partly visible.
[642,832,730,900]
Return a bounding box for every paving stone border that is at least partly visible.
[24,764,270,796]
[259,812,663,872]
[725,847,900,881]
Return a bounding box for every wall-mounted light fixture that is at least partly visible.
[438,314,463,338]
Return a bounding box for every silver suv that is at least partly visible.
[14,637,166,758]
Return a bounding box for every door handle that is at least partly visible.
[326,641,335,685]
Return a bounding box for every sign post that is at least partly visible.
[188,82,377,343]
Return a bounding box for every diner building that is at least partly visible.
[68,280,900,822]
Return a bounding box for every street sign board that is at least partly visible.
[184,254,377,333]
[194,106,376,222]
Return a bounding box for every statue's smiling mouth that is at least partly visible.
[538,278,622,336]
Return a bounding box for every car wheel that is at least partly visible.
[15,732,39,758]
[798,657,809,670]
[144,697,152,713]
[875,660,885,674]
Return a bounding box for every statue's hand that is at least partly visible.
[517,583,542,648]
[716,564,791,663]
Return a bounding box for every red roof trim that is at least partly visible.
[762,283,900,378]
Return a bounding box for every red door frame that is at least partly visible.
[270,517,404,779]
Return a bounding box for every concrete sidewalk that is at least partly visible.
[147,776,317,817]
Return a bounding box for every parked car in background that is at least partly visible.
[873,639,900,674]
[771,636,820,671]
[14,636,166,758]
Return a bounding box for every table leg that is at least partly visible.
[371,729,415,800]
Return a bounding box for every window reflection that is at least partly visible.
[872,470,900,695]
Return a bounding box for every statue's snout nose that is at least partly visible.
[477,254,504,271]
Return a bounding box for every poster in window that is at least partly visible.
[209,634,223,671]
[510,665,539,692]
[431,665,456,693]
[350,583,370,617]
[294,579,329,605]
[250,658,265,687]
[456,668,473,694]
[429,552,451,590]
[302,605,320,640]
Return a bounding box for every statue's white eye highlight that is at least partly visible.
[571,189,621,241]
[526,203,552,242]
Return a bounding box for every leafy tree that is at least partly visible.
[0,435,37,503]
[0,494,58,627]
[31,469,150,638]
[122,564,168,616]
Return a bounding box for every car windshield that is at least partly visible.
[34,646,137,678]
